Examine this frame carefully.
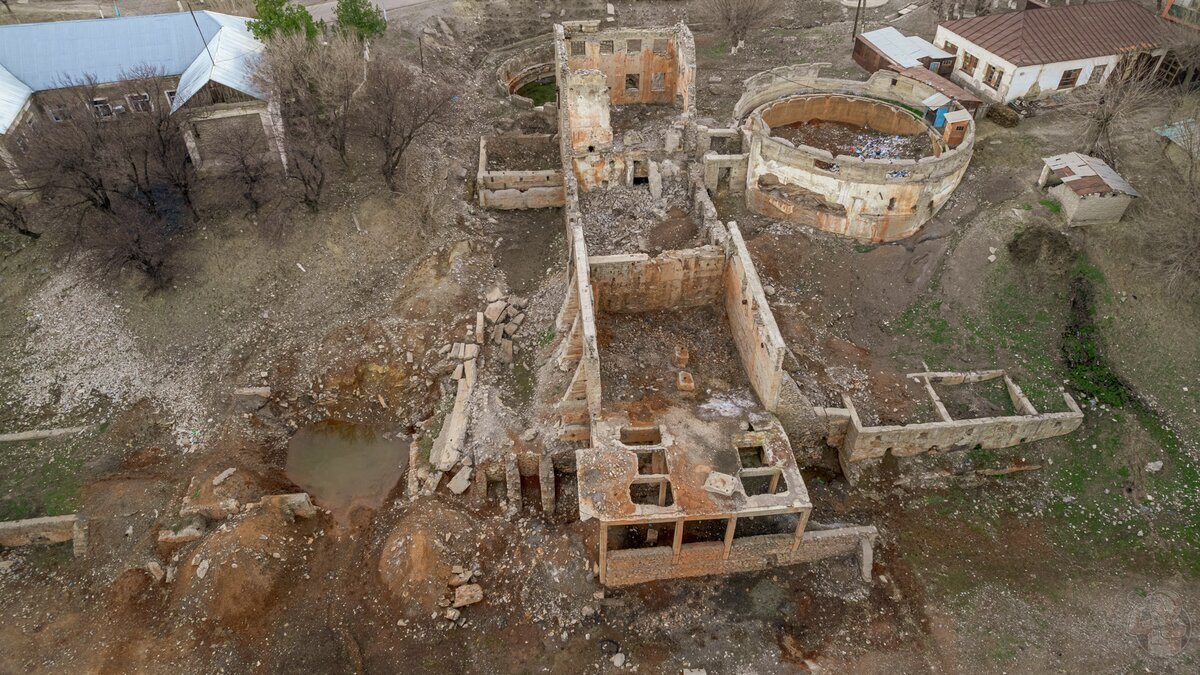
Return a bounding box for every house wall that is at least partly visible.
[1049,184,1133,225]
[564,27,692,108]
[723,223,787,411]
[589,248,726,314]
[933,26,1166,103]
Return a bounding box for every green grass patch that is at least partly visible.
[853,243,876,253]
[0,446,86,520]
[1038,198,1062,213]
[515,80,557,107]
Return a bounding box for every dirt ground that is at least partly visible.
[2,1,1199,673]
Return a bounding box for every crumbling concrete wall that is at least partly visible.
[1048,184,1133,226]
[564,69,613,154]
[723,223,787,411]
[742,92,973,242]
[0,514,88,557]
[589,248,725,314]
[182,100,287,173]
[604,525,877,586]
[564,26,692,108]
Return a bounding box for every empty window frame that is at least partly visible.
[44,103,67,123]
[680,518,729,545]
[740,468,787,496]
[651,72,666,91]
[620,425,661,445]
[652,38,668,54]
[607,522,675,550]
[737,445,767,469]
[1089,65,1108,84]
[632,448,668,475]
[983,64,1004,89]
[629,476,673,506]
[600,40,614,54]
[942,41,958,55]
[1058,68,1082,89]
[91,98,113,119]
[626,38,642,52]
[734,512,801,538]
[625,73,641,92]
[165,89,178,107]
[127,92,152,113]
[961,52,979,76]
[571,39,587,56]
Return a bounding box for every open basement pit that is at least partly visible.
[764,95,940,161]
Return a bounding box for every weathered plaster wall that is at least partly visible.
[604,525,877,586]
[723,223,787,411]
[1049,184,1133,226]
[742,91,973,242]
[564,27,692,108]
[589,248,726,314]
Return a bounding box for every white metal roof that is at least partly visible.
[0,11,264,134]
[861,27,953,68]
[1042,152,1140,197]
[172,26,264,113]
[922,92,951,109]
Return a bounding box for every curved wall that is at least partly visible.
[741,84,974,242]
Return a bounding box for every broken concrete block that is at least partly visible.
[260,493,317,519]
[648,160,663,199]
[447,466,473,495]
[157,519,205,544]
[484,300,507,323]
[491,324,506,345]
[676,370,695,392]
[512,313,526,328]
[444,607,461,621]
[475,312,485,344]
[145,560,165,583]
[499,339,514,364]
[196,559,210,580]
[704,471,736,497]
[452,363,464,380]
[503,322,518,338]
[450,343,465,360]
[211,467,237,486]
[448,568,473,586]
[463,359,477,387]
[463,343,479,360]
[485,287,504,303]
[453,583,483,607]
[510,296,527,309]
[674,345,689,368]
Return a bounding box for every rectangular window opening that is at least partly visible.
[681,518,729,545]
[91,98,113,119]
[627,38,642,52]
[961,53,978,76]
[737,445,767,469]
[165,89,178,107]
[127,92,152,113]
[600,40,614,54]
[607,522,675,550]
[571,40,587,57]
[741,468,787,496]
[634,448,668,475]
[652,38,668,54]
[620,425,661,445]
[734,512,800,538]
[625,73,640,92]
[629,477,673,506]
[651,72,666,91]
[1058,68,1081,89]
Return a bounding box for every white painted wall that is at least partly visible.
[932,25,1166,104]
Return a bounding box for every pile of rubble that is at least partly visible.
[481,286,529,365]
[438,564,484,627]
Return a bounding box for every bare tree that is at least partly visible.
[1,0,12,14]
[697,0,780,50]
[208,118,281,214]
[1062,72,1164,166]
[1138,93,1200,297]
[0,193,39,240]
[359,60,454,190]
[255,33,366,209]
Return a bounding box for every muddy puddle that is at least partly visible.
[285,420,408,524]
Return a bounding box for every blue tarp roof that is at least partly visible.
[0,11,264,134]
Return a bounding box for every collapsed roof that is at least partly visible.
[0,11,265,134]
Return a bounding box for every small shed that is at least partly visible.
[1037,152,1139,226]
[854,27,956,77]
[1154,119,1198,169]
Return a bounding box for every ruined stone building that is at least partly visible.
[477,21,1082,586]
[0,11,284,187]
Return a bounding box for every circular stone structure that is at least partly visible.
[742,85,974,242]
[495,39,557,108]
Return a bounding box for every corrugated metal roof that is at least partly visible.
[0,63,34,135]
[861,27,953,68]
[940,1,1167,67]
[0,11,263,134]
[1043,152,1140,197]
[894,66,983,106]
[172,27,264,112]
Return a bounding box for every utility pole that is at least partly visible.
[852,0,865,39]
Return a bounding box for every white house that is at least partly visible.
[933,1,1171,104]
